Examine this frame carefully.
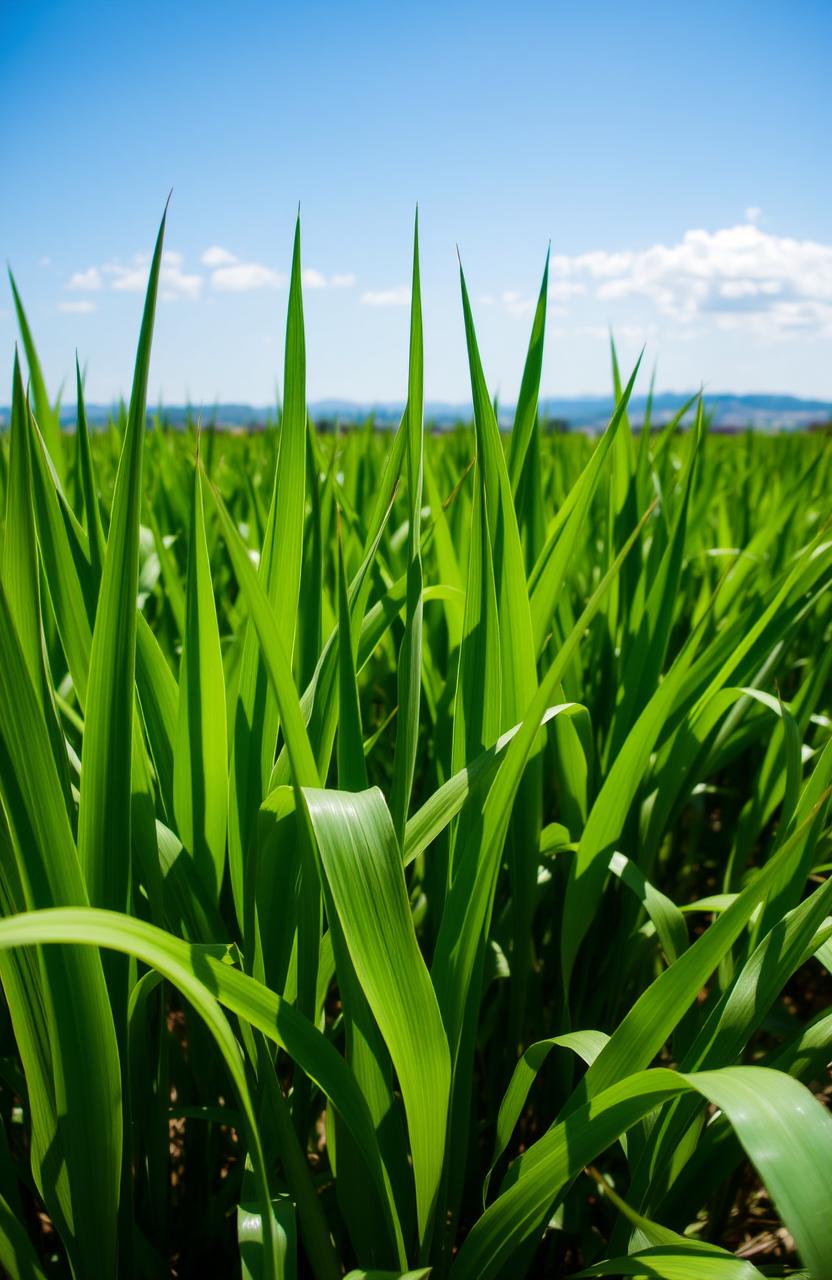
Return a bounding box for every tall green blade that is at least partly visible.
[173,457,228,901]
[452,1067,832,1280]
[508,247,549,498]
[8,269,65,478]
[3,357,72,804]
[228,213,307,924]
[0,906,401,1271]
[389,212,425,844]
[303,787,450,1254]
[0,584,122,1279]
[74,356,106,582]
[77,203,167,914]
[336,517,369,793]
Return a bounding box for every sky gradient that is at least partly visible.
[2,0,830,407]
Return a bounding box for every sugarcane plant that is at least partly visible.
[0,201,831,1280]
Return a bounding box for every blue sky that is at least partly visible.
[2,0,831,406]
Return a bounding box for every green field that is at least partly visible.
[1,209,831,1280]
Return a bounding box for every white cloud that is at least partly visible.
[495,277,586,319]
[360,284,411,307]
[552,249,635,281]
[201,245,238,267]
[302,268,355,289]
[572,324,609,340]
[544,222,832,339]
[210,262,286,292]
[745,206,763,225]
[713,297,832,338]
[58,300,96,314]
[551,280,587,299]
[63,246,351,305]
[203,245,352,289]
[720,280,759,299]
[96,249,199,299]
[103,250,202,299]
[502,289,535,318]
[102,260,145,291]
[66,267,103,291]
[487,278,586,317]
[160,259,202,300]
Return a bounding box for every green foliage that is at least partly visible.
[1,209,831,1280]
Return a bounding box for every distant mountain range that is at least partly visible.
[312,392,832,431]
[1,392,830,432]
[541,392,832,432]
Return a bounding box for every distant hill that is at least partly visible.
[1,392,830,433]
[536,392,832,432]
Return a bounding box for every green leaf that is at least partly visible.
[528,363,639,657]
[8,269,65,478]
[0,906,399,1275]
[23,404,95,702]
[204,473,320,790]
[389,212,425,844]
[0,1187,49,1280]
[77,203,167,914]
[456,256,540,1048]
[576,800,831,1107]
[74,356,106,581]
[336,515,369,792]
[485,1030,608,1200]
[344,1272,432,1280]
[452,466,501,773]
[0,583,122,1279]
[303,787,450,1253]
[228,214,308,924]
[576,1246,762,1279]
[3,357,71,804]
[453,1067,832,1280]
[239,1193,297,1280]
[432,504,652,1060]
[173,457,228,901]
[508,247,549,497]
